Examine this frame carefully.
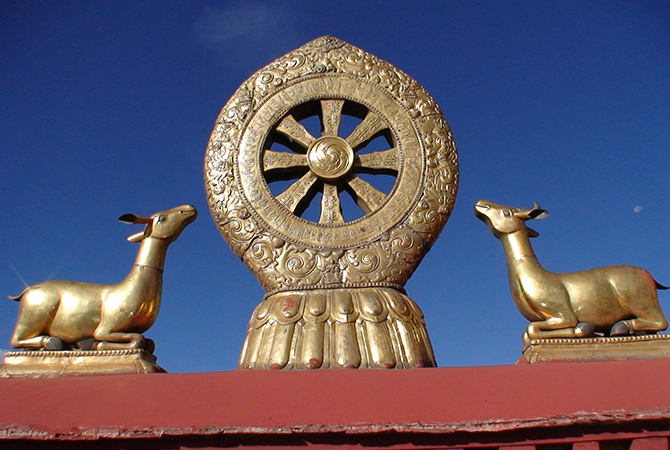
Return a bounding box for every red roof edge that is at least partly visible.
[1,358,670,447]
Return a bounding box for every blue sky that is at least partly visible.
[1,1,669,372]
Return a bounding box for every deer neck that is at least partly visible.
[114,236,167,325]
[133,237,169,272]
[500,227,540,268]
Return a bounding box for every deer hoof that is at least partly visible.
[635,330,655,336]
[90,341,107,351]
[44,337,64,350]
[575,322,596,337]
[611,321,631,336]
[144,338,155,354]
[77,338,97,350]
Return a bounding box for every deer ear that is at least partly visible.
[528,203,549,220]
[119,213,137,224]
[527,227,540,238]
[126,230,146,242]
[119,213,152,224]
[530,210,549,220]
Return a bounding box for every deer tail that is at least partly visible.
[8,288,27,301]
[656,281,669,291]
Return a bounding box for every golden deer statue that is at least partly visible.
[474,200,668,342]
[9,204,197,351]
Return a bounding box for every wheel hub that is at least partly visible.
[306,136,354,181]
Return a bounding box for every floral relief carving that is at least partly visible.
[205,36,458,291]
[240,288,433,369]
[205,36,458,369]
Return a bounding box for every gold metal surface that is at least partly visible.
[474,200,668,346]
[306,136,354,181]
[239,288,434,370]
[1,349,164,377]
[520,334,670,364]
[205,36,458,369]
[8,205,196,352]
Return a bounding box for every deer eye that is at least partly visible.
[157,214,167,223]
[502,210,512,217]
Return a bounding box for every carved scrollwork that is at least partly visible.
[205,36,458,370]
[205,36,458,292]
[420,115,458,213]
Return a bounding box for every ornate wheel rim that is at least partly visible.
[237,75,424,249]
[205,36,458,292]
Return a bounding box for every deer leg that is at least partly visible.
[610,277,669,336]
[526,315,581,339]
[10,294,63,349]
[11,334,63,350]
[11,316,63,350]
[614,295,669,335]
[612,316,668,336]
[92,327,146,350]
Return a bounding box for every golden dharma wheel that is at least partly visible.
[205,36,458,369]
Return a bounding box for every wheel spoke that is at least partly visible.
[354,148,399,172]
[263,150,308,172]
[269,102,396,221]
[320,99,344,137]
[319,183,344,224]
[346,175,387,214]
[276,115,316,150]
[276,172,318,214]
[346,111,387,150]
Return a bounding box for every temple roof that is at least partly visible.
[2,357,670,443]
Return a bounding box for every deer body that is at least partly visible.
[10,204,196,351]
[475,200,667,340]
